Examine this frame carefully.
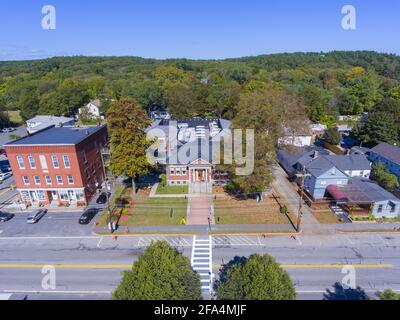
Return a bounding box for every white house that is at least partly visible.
[279,126,313,147]
[79,99,101,119]
[26,115,75,134]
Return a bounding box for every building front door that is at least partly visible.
[29,191,38,204]
[51,191,58,201]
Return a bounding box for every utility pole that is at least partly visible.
[296,168,309,233]
[101,147,113,233]
[297,172,305,232]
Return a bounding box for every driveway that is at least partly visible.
[0,211,96,237]
[272,165,328,235]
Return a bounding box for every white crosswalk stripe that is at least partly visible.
[136,236,192,248]
[191,235,213,294]
[212,235,262,247]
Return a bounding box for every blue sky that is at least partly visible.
[0,0,399,60]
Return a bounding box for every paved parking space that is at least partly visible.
[0,211,94,237]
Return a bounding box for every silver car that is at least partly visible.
[26,209,47,224]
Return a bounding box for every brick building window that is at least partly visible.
[23,176,30,185]
[38,191,46,201]
[28,156,36,169]
[17,156,25,169]
[170,168,175,175]
[63,155,71,168]
[45,176,52,185]
[56,175,63,185]
[51,155,59,169]
[34,176,41,185]
[67,175,74,184]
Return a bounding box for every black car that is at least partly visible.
[96,192,111,204]
[0,211,14,222]
[79,208,99,225]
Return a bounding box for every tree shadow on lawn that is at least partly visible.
[323,282,369,300]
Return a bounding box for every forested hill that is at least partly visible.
[1,51,400,147]
[1,51,399,79]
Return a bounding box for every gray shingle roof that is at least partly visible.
[324,154,371,171]
[5,125,106,146]
[348,178,400,203]
[304,156,337,177]
[371,143,400,166]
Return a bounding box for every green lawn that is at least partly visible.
[97,196,188,226]
[156,184,189,195]
[214,197,295,225]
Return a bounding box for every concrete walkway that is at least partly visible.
[272,165,332,235]
[187,195,212,225]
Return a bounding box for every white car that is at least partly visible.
[2,128,15,133]
[0,172,12,181]
[26,209,47,224]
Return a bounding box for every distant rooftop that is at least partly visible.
[5,125,106,147]
[371,142,400,166]
[26,115,74,123]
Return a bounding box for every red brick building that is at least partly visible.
[5,125,108,207]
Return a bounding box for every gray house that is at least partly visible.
[350,178,400,218]
[369,143,400,179]
[278,147,372,200]
[303,157,349,199]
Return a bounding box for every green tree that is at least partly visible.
[372,163,399,192]
[376,289,400,300]
[112,241,201,300]
[216,253,296,300]
[107,97,153,180]
[323,127,341,145]
[354,112,399,147]
[301,85,327,123]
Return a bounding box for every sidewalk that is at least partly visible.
[92,223,295,235]
[272,165,334,235]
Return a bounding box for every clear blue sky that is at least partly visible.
[0,0,399,60]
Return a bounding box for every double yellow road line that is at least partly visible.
[0,263,393,270]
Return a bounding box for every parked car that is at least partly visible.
[26,209,47,224]
[2,128,15,133]
[79,208,99,225]
[96,192,111,204]
[0,211,14,222]
[0,172,12,181]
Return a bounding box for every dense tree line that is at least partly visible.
[1,51,399,124]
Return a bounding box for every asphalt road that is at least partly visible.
[0,233,399,300]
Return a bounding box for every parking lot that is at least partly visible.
[0,210,98,237]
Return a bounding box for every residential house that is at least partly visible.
[278,149,372,199]
[79,99,102,119]
[278,125,313,147]
[5,125,108,207]
[149,105,171,122]
[327,178,400,219]
[369,142,400,179]
[26,116,75,134]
